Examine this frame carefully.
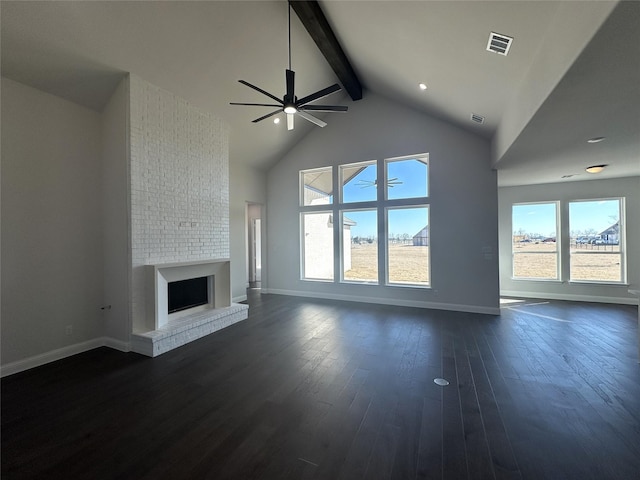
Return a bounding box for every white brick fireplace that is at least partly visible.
[127,75,247,357]
[149,260,231,329]
[131,259,247,357]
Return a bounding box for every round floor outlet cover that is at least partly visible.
[433,378,450,386]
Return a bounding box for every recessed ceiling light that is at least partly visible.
[587,136,605,143]
[419,83,428,91]
[273,117,280,124]
[585,164,608,174]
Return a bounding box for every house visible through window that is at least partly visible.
[387,206,429,285]
[569,198,625,283]
[300,154,430,287]
[511,197,626,284]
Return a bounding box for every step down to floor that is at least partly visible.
[130,303,249,357]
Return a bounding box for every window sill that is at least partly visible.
[511,278,562,283]
[301,278,334,283]
[568,281,629,286]
[386,282,431,289]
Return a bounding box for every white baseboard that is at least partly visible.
[0,336,132,378]
[500,290,639,305]
[232,294,248,303]
[101,336,132,352]
[262,288,500,315]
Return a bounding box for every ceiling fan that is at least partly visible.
[230,1,348,130]
[356,178,404,188]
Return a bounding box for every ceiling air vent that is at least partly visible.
[487,32,513,56]
[470,113,485,124]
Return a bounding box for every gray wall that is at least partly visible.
[499,176,640,303]
[229,161,267,301]
[266,93,500,313]
[2,75,242,371]
[1,78,105,365]
[101,76,131,344]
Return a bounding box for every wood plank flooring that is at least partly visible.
[2,292,639,479]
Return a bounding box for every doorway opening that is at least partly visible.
[247,203,263,290]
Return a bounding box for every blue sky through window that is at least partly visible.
[512,203,557,238]
[513,200,620,237]
[388,207,429,239]
[387,159,428,200]
[569,200,620,234]
[341,159,428,237]
[344,209,377,238]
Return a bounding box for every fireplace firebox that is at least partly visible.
[168,276,208,314]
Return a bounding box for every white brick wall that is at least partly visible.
[129,75,230,332]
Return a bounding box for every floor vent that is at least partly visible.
[487,32,513,55]
[470,113,485,124]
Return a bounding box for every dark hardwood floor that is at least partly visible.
[2,292,639,479]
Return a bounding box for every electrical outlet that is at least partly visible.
[65,325,73,336]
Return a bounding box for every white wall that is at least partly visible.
[492,1,615,164]
[1,78,105,365]
[266,93,500,314]
[128,75,229,332]
[229,161,267,301]
[101,76,131,345]
[1,75,237,372]
[499,176,640,303]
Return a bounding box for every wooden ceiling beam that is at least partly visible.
[290,1,363,101]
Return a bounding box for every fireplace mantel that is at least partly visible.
[146,259,231,329]
[131,258,248,357]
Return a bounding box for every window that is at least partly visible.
[510,197,626,285]
[512,202,559,279]
[387,206,429,285]
[301,167,332,206]
[300,153,430,287]
[386,156,428,200]
[341,209,378,283]
[301,212,334,281]
[340,161,377,203]
[569,198,625,283]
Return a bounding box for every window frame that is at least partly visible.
[568,197,626,284]
[300,166,333,207]
[339,160,378,204]
[339,208,379,284]
[509,197,628,285]
[511,201,560,281]
[299,153,431,288]
[385,205,430,287]
[300,210,335,282]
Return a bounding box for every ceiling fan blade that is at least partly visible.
[230,102,282,107]
[287,113,294,131]
[299,105,348,113]
[297,110,327,128]
[296,84,341,107]
[285,69,295,103]
[238,80,283,104]
[252,110,282,123]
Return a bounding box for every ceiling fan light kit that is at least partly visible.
[230,1,348,131]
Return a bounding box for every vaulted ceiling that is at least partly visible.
[2,1,638,186]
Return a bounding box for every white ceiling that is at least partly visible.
[2,1,639,186]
